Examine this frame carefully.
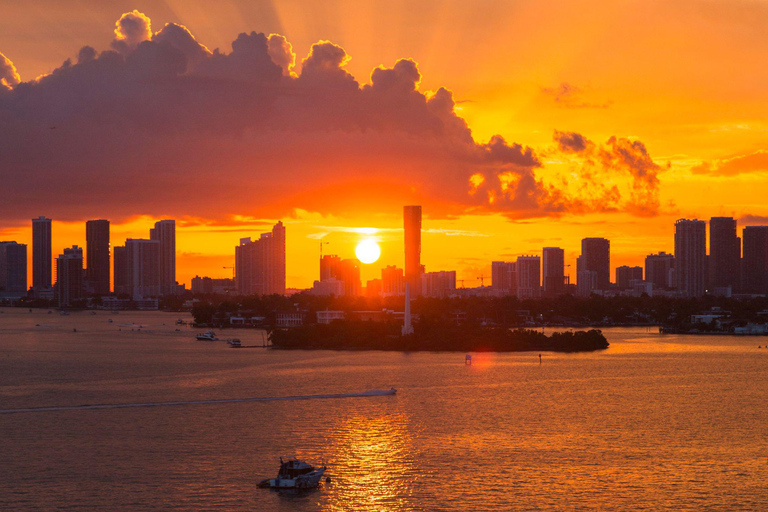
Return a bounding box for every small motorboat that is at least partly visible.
[258,458,327,490]
[227,338,242,347]
[196,330,218,341]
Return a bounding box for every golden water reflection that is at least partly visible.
[324,412,419,511]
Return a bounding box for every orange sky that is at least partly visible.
[2,1,768,289]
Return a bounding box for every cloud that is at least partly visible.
[0,52,20,89]
[739,214,768,226]
[553,130,591,153]
[691,150,768,176]
[0,11,656,225]
[542,82,608,109]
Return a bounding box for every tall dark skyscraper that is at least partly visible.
[86,220,110,295]
[150,219,176,295]
[542,247,565,296]
[56,245,83,307]
[32,216,52,295]
[125,238,161,299]
[0,241,27,298]
[675,219,707,297]
[492,261,517,295]
[645,252,674,290]
[580,238,611,290]
[742,226,768,295]
[709,217,740,292]
[113,245,128,296]
[235,221,286,296]
[616,265,643,289]
[404,205,422,296]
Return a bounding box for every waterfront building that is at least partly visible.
[491,261,517,296]
[0,241,27,298]
[320,254,342,281]
[580,238,611,290]
[150,220,176,296]
[55,245,83,307]
[675,219,707,297]
[381,265,405,296]
[125,238,161,299]
[742,226,768,295]
[404,205,422,296]
[709,217,740,293]
[542,247,565,296]
[616,265,643,290]
[309,278,345,296]
[422,270,456,298]
[113,246,128,296]
[235,221,286,296]
[32,216,52,296]
[190,276,235,294]
[85,220,110,295]
[645,252,675,289]
[516,256,541,299]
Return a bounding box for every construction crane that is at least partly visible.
[222,266,234,280]
[477,275,487,287]
[457,279,465,289]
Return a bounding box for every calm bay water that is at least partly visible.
[1,307,767,510]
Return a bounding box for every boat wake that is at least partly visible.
[0,389,397,414]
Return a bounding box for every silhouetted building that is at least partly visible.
[191,276,235,294]
[616,265,643,290]
[645,252,675,290]
[709,217,740,293]
[150,220,176,295]
[404,205,422,296]
[320,254,342,281]
[32,216,52,296]
[113,246,128,296]
[742,226,768,295]
[310,278,345,296]
[516,256,541,298]
[675,219,707,297]
[0,241,27,298]
[336,258,362,296]
[492,261,517,296]
[85,220,110,295]
[125,239,161,299]
[542,247,565,296]
[381,265,405,296]
[576,269,598,297]
[366,278,383,298]
[56,245,83,307]
[422,270,456,298]
[580,238,610,290]
[235,221,286,296]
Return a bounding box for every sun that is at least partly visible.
[355,239,381,264]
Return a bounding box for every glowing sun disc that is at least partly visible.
[355,239,381,264]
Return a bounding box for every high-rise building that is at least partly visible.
[404,205,422,296]
[422,270,456,298]
[616,265,643,290]
[191,276,235,294]
[235,221,286,296]
[381,265,405,296]
[32,216,52,295]
[645,252,675,290]
[113,245,128,296]
[709,217,741,293]
[320,254,342,281]
[516,256,541,299]
[580,238,611,290]
[125,238,161,299]
[55,245,83,307]
[336,258,362,296]
[491,261,517,296]
[675,219,707,297]
[742,226,768,295]
[85,220,110,295]
[150,220,176,295]
[542,247,565,296]
[0,241,27,298]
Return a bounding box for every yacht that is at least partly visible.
[258,458,327,489]
[196,330,218,341]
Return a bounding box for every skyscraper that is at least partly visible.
[404,205,422,297]
[0,241,27,298]
[113,245,129,296]
[709,217,741,293]
[320,254,342,281]
[150,220,176,295]
[675,219,707,297]
[381,265,405,296]
[542,247,565,296]
[32,216,52,295]
[86,219,110,295]
[491,261,517,296]
[516,256,541,299]
[645,252,675,290]
[336,258,362,297]
[422,270,456,298]
[235,221,286,296]
[580,238,610,290]
[125,238,161,299]
[742,226,768,295]
[616,265,643,290]
[56,245,83,307]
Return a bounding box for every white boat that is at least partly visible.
[227,338,242,347]
[196,330,218,341]
[258,458,327,489]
